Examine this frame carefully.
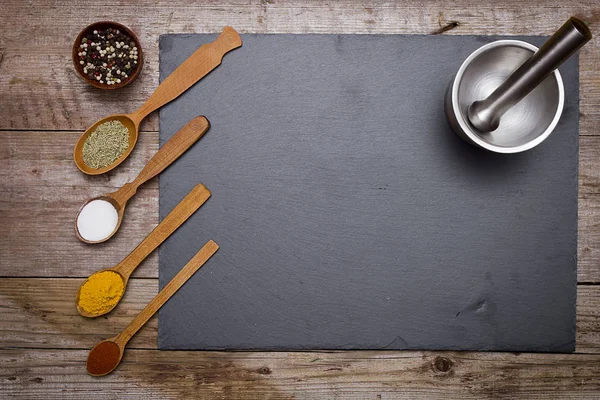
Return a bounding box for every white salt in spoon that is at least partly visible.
[75,116,209,244]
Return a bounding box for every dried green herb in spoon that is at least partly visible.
[82,120,130,169]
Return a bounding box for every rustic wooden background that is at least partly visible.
[1,1,599,398]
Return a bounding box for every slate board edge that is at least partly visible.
[157,33,578,353]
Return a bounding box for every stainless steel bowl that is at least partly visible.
[445,40,565,153]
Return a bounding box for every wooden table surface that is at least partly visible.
[1,1,600,398]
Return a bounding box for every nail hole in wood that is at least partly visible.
[432,356,453,373]
[257,366,272,375]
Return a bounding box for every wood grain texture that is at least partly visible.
[1,0,600,397]
[3,131,600,282]
[577,285,600,354]
[0,278,157,350]
[0,1,598,133]
[0,130,159,278]
[6,278,600,353]
[2,349,600,399]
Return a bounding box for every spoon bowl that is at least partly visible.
[73,26,242,175]
[75,195,124,244]
[76,269,128,318]
[74,114,140,175]
[86,339,124,377]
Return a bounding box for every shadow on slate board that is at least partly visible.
[157,34,578,352]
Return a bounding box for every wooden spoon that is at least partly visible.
[87,240,219,376]
[74,26,242,175]
[76,183,211,318]
[75,116,210,244]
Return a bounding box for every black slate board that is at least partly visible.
[158,34,578,352]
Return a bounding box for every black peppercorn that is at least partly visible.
[77,27,139,86]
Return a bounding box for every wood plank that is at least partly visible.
[577,285,600,354]
[0,131,160,278]
[0,278,157,350]
[579,197,600,283]
[0,278,598,353]
[2,131,600,281]
[1,348,600,399]
[0,1,598,133]
[0,2,599,398]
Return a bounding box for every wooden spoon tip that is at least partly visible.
[222,26,242,48]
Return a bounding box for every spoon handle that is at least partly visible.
[109,116,210,206]
[113,184,211,278]
[130,26,242,125]
[114,240,219,347]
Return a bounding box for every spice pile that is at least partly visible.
[77,199,119,241]
[87,340,121,376]
[78,270,125,316]
[76,28,139,85]
[82,120,130,169]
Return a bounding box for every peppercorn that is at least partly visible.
[76,27,139,86]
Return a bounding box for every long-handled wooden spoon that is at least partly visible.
[75,116,210,244]
[74,26,241,175]
[76,183,211,317]
[86,240,219,376]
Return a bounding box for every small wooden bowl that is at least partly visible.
[72,21,143,90]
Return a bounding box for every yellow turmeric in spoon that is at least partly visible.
[77,271,125,315]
